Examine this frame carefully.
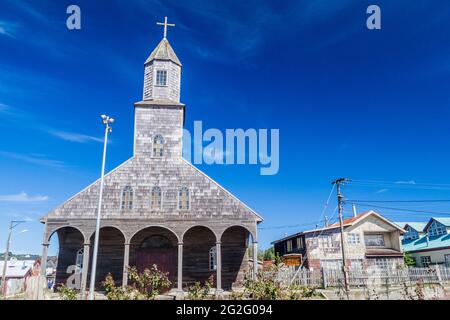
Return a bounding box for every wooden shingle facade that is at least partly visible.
[40,32,263,295]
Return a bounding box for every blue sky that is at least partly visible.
[1,0,450,255]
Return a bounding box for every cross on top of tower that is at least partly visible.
[156,16,175,39]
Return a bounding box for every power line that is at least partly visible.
[259,185,337,232]
[258,221,323,230]
[349,180,450,191]
[351,179,450,187]
[349,199,450,203]
[351,203,450,215]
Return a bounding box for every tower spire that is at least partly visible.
[156,16,175,39]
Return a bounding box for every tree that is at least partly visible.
[404,253,416,267]
[263,247,275,261]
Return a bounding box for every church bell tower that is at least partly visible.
[134,17,184,158]
[142,18,182,102]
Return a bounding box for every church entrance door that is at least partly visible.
[137,235,177,286]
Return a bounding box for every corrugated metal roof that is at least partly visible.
[402,233,450,252]
[405,222,428,232]
[433,217,450,227]
[0,260,34,278]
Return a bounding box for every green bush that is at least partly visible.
[404,253,416,267]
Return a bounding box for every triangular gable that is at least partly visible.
[303,210,405,234]
[350,210,406,233]
[424,218,450,232]
[404,222,427,233]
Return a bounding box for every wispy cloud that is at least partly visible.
[47,130,103,143]
[0,151,66,168]
[131,0,281,63]
[7,0,50,22]
[375,188,389,194]
[0,104,103,144]
[0,20,18,38]
[395,180,416,185]
[0,191,48,202]
[0,103,10,112]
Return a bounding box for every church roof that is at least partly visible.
[145,38,182,66]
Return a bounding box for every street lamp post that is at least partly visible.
[2,220,26,297]
[88,115,114,300]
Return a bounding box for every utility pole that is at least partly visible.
[332,178,350,292]
[2,220,26,297]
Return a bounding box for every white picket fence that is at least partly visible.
[279,265,450,288]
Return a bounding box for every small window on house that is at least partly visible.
[156,70,167,86]
[321,259,342,270]
[444,254,450,267]
[347,233,361,245]
[151,186,162,210]
[364,234,385,247]
[404,227,419,240]
[121,186,133,210]
[421,256,431,267]
[428,221,447,237]
[153,135,164,157]
[178,187,190,210]
[373,258,394,270]
[286,240,293,252]
[296,237,304,249]
[75,248,84,270]
[318,234,335,248]
[209,246,217,271]
[349,259,364,270]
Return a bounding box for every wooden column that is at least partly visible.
[252,241,258,279]
[80,243,90,298]
[177,242,183,292]
[216,241,222,293]
[40,243,49,278]
[38,243,49,300]
[122,243,130,287]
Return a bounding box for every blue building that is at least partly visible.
[398,218,450,267]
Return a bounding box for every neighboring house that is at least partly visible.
[272,210,405,270]
[0,259,35,296]
[399,218,450,267]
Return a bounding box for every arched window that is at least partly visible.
[153,135,164,157]
[151,186,162,210]
[140,235,172,249]
[121,186,133,210]
[75,248,84,270]
[209,246,217,271]
[178,187,190,210]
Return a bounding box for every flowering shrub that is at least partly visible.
[187,276,214,300]
[103,265,171,300]
[57,284,78,300]
[242,265,318,300]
